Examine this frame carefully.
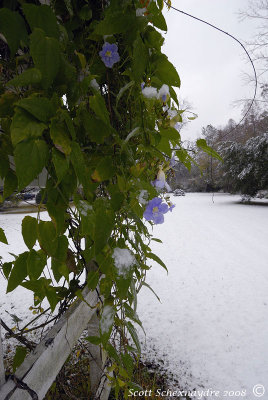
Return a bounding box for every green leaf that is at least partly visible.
[122,352,134,375]
[108,184,124,211]
[160,127,181,141]
[146,252,168,272]
[3,170,17,199]
[70,142,87,188]
[154,55,181,88]
[0,151,9,179]
[11,108,47,147]
[94,12,136,35]
[63,0,74,17]
[52,148,69,183]
[21,278,47,302]
[124,303,143,329]
[94,209,114,254]
[169,86,179,105]
[89,94,110,126]
[61,110,76,140]
[125,321,141,354]
[78,201,95,236]
[75,51,87,69]
[16,97,55,123]
[7,252,29,293]
[87,270,99,290]
[2,262,12,279]
[117,277,131,299]
[196,139,223,162]
[0,92,18,117]
[27,249,46,280]
[140,281,161,302]
[106,343,120,364]
[148,2,167,31]
[23,4,59,39]
[116,81,134,107]
[82,113,110,144]
[22,216,38,249]
[0,9,28,56]
[54,235,68,262]
[0,228,8,244]
[30,29,60,89]
[7,69,42,87]
[157,136,172,157]
[133,36,148,81]
[50,118,72,155]
[13,346,27,372]
[85,336,101,345]
[151,237,162,243]
[45,286,59,312]
[14,139,49,190]
[46,202,67,235]
[79,5,92,20]
[175,149,192,171]
[91,157,115,182]
[38,221,58,257]
[157,0,164,9]
[144,26,164,51]
[51,258,68,282]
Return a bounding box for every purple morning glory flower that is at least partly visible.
[169,204,175,212]
[143,197,169,224]
[99,42,120,68]
[151,179,165,189]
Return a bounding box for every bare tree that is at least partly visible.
[239,1,268,88]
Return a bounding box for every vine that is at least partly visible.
[0,0,215,395]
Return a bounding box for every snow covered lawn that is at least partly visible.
[138,193,268,396]
[1,193,268,396]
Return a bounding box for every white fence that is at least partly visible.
[0,287,111,400]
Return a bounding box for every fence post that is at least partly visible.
[86,258,104,396]
[87,311,104,396]
[0,324,5,387]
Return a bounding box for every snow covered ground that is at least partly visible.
[0,209,51,355]
[1,193,268,397]
[137,193,268,397]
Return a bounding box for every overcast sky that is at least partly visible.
[162,0,260,140]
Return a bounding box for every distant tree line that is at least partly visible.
[168,0,268,198]
[170,100,268,197]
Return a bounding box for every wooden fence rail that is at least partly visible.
[0,325,5,387]
[0,287,111,400]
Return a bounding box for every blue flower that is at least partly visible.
[151,179,165,189]
[99,42,120,68]
[169,204,175,212]
[143,197,169,224]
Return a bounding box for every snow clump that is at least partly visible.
[138,190,148,205]
[136,7,147,16]
[100,305,114,333]
[112,248,136,277]
[142,86,158,99]
[158,84,170,102]
[90,78,100,91]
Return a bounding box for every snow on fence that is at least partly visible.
[0,287,111,400]
[0,325,5,387]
